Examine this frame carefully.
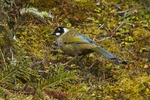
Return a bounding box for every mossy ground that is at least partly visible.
[0,0,150,100]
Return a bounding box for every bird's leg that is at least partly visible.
[63,55,78,65]
[77,54,87,68]
[79,54,86,61]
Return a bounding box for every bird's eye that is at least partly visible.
[58,28,60,31]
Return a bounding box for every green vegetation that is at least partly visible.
[0,0,150,99]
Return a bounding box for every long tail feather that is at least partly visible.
[93,47,118,59]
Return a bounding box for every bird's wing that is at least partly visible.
[65,35,94,44]
[80,34,95,43]
[61,28,95,44]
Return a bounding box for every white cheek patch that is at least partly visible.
[56,32,61,36]
[63,28,69,33]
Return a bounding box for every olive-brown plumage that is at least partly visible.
[51,27,118,60]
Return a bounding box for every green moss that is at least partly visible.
[0,0,150,99]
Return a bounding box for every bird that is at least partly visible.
[51,26,119,65]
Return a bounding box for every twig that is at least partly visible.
[63,55,78,65]
[31,59,46,67]
[124,47,137,59]
[95,37,111,43]
[115,21,126,31]
[54,64,58,69]
[120,10,137,20]
[10,48,14,61]
[116,10,129,15]
[148,50,150,66]
[89,63,95,69]
[0,49,7,67]
[75,23,99,27]
[115,21,135,31]
[98,23,105,28]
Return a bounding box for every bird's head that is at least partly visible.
[51,26,69,36]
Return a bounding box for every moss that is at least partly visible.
[0,0,150,99]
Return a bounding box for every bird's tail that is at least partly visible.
[92,47,118,60]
